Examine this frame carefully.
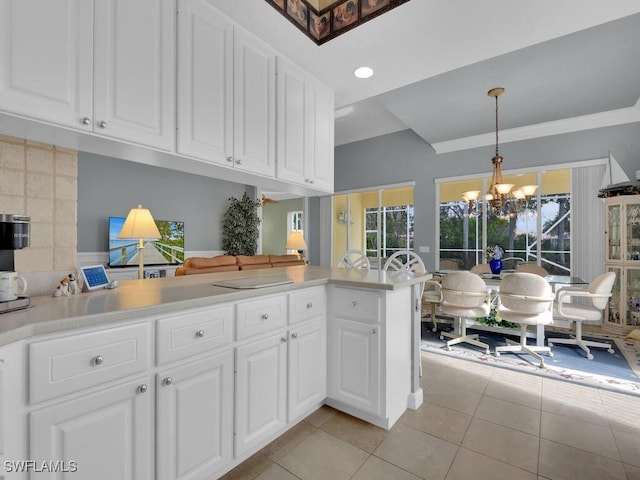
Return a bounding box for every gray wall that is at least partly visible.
[77,152,249,253]
[262,198,304,255]
[331,122,640,271]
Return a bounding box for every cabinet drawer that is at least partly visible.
[236,294,287,341]
[289,287,326,325]
[330,287,380,324]
[29,322,151,404]
[156,304,233,365]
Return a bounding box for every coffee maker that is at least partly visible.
[0,214,31,313]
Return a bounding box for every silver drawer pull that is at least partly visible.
[163,377,173,386]
[306,302,313,309]
[137,384,148,394]
[261,313,269,320]
[196,330,205,338]
[291,332,298,339]
[93,355,104,366]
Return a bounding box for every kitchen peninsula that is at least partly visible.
[0,265,426,480]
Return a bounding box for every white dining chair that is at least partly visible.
[439,271,491,353]
[495,272,555,367]
[549,271,616,359]
[336,249,370,270]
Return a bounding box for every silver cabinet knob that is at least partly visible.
[261,313,269,320]
[309,180,315,184]
[81,116,91,125]
[291,332,298,339]
[372,328,377,335]
[93,355,104,366]
[306,302,313,309]
[280,337,287,343]
[163,377,173,386]
[98,120,107,128]
[352,301,357,307]
[137,384,148,394]
[226,156,233,163]
[196,330,205,338]
[235,158,242,165]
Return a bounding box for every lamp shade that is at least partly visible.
[285,231,307,251]
[118,205,161,239]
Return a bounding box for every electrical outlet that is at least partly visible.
[419,246,430,253]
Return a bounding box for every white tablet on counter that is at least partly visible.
[80,265,111,291]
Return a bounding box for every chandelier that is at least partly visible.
[463,87,537,217]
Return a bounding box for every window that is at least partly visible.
[332,185,414,268]
[438,169,571,275]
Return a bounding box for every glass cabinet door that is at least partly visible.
[627,267,640,327]
[626,202,640,262]
[607,266,623,325]
[607,203,622,261]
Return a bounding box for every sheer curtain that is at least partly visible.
[572,163,606,282]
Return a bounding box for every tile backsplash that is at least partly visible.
[0,135,78,296]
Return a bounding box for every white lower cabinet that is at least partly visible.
[329,318,380,416]
[327,285,413,429]
[29,376,154,480]
[1,282,422,478]
[234,331,288,457]
[288,319,326,422]
[156,350,234,480]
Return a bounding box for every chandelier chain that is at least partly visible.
[495,94,499,157]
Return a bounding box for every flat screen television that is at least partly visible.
[108,216,185,267]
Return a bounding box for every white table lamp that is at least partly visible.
[118,205,161,279]
[286,231,307,261]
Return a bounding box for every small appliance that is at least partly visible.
[0,214,31,313]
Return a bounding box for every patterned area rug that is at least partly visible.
[421,324,640,396]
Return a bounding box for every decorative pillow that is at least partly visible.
[626,329,640,341]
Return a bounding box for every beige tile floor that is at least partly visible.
[220,352,640,480]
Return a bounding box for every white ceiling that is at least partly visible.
[213,1,640,148]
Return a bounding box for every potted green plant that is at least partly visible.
[222,193,262,256]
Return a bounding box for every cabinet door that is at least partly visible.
[233,27,276,177]
[156,350,233,480]
[606,202,622,262]
[93,0,175,151]
[235,332,287,457]
[30,377,153,480]
[0,0,93,129]
[304,78,334,192]
[276,56,307,185]
[176,0,233,165]
[288,320,326,422]
[329,318,380,416]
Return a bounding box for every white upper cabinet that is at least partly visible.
[276,56,334,192]
[0,0,93,129]
[176,0,233,164]
[177,0,276,178]
[233,28,276,177]
[93,0,175,151]
[0,0,175,151]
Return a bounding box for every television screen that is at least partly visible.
[109,217,185,267]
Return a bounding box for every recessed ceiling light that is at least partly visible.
[354,66,374,79]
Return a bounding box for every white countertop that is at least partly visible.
[0,265,428,346]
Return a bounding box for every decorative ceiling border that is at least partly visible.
[265,0,411,45]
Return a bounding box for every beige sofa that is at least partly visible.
[175,254,305,276]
